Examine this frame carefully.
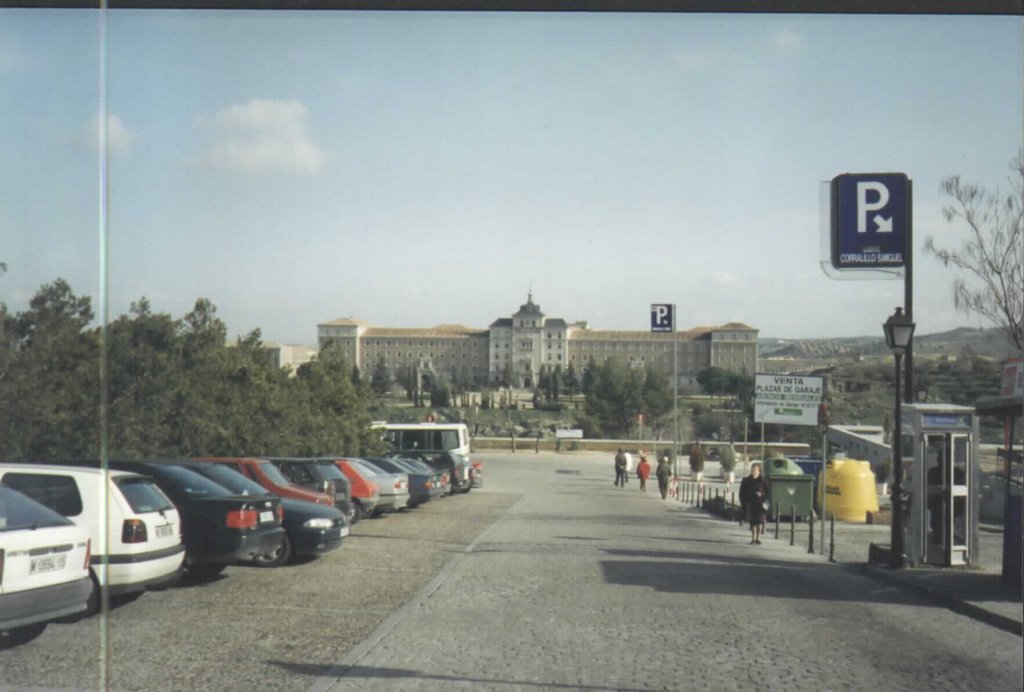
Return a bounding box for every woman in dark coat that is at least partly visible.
[739,462,770,544]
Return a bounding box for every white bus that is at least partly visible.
[373,422,471,457]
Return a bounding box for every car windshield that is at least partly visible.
[116,477,176,513]
[184,464,271,496]
[0,485,73,531]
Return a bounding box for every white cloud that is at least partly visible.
[195,99,325,175]
[771,27,804,50]
[712,271,738,285]
[85,113,135,156]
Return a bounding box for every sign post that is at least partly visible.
[829,172,914,400]
[651,304,678,476]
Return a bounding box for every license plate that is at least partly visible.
[30,554,67,575]
[156,524,174,538]
[259,511,274,523]
[339,526,350,537]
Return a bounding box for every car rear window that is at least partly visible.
[348,459,384,477]
[257,462,291,486]
[148,465,232,498]
[184,464,270,496]
[367,458,402,474]
[313,461,346,480]
[0,485,73,531]
[0,472,83,517]
[116,477,176,513]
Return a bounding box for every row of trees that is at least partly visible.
[0,279,382,460]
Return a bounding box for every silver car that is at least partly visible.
[345,458,410,515]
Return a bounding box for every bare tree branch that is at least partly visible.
[924,151,1023,352]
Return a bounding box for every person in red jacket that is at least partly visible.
[636,454,651,493]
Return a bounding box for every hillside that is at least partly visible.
[759,327,1018,366]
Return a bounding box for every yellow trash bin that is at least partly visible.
[818,459,879,523]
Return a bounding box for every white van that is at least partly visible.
[374,422,471,457]
[0,465,185,612]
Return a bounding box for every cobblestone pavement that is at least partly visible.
[314,453,1023,692]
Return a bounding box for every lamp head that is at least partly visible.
[883,306,915,353]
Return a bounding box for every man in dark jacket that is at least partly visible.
[655,456,672,499]
[614,449,627,487]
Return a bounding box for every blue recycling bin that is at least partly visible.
[792,457,823,506]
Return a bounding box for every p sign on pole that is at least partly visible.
[830,173,910,271]
[651,303,677,472]
[650,304,675,332]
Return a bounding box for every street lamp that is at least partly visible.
[883,306,915,569]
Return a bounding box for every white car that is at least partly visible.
[0,465,185,613]
[0,485,92,647]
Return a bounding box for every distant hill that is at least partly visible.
[759,327,1018,361]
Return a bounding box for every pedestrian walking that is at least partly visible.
[623,450,633,484]
[614,448,627,487]
[739,462,770,544]
[655,455,672,499]
[636,454,651,493]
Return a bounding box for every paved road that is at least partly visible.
[313,452,1022,692]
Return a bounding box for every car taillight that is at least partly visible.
[225,509,258,529]
[276,505,284,523]
[84,539,91,569]
[425,481,433,489]
[122,519,148,544]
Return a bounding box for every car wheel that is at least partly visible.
[253,534,292,568]
[0,622,47,649]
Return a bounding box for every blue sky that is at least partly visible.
[1,10,1021,346]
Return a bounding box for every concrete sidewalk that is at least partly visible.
[682,475,1023,637]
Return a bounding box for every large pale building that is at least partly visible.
[317,295,758,391]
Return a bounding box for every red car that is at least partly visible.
[330,459,382,520]
[192,458,335,508]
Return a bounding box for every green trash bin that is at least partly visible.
[764,456,815,520]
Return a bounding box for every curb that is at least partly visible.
[857,563,1023,637]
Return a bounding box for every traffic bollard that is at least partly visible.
[808,512,815,554]
[774,502,780,539]
[789,506,795,546]
[829,515,836,563]
[732,491,739,525]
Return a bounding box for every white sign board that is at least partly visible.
[754,374,825,426]
[555,428,584,439]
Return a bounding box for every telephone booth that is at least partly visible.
[900,403,979,567]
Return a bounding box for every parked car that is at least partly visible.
[269,458,357,524]
[387,450,472,494]
[388,456,450,501]
[178,461,348,567]
[360,457,439,507]
[192,457,335,509]
[0,464,185,613]
[327,459,381,520]
[57,461,286,578]
[0,485,92,648]
[340,458,410,516]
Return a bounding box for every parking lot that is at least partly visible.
[0,480,518,692]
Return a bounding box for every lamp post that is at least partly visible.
[883,306,915,569]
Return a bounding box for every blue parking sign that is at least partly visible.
[831,173,910,269]
[650,304,675,332]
